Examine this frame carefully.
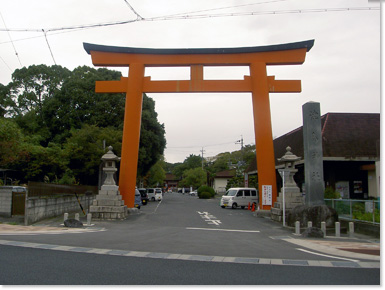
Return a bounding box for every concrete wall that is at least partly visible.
[0,187,13,217]
[213,178,229,195]
[25,194,95,225]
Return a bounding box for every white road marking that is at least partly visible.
[296,248,359,262]
[186,227,260,233]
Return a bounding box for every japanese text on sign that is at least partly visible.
[262,185,272,205]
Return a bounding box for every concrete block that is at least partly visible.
[335,222,340,237]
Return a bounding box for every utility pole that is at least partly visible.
[200,147,205,169]
[236,135,244,164]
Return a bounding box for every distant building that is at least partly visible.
[213,169,236,195]
[164,173,180,191]
[246,113,380,199]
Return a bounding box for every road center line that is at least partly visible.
[296,248,359,262]
[186,227,260,233]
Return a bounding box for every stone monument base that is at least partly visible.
[287,204,338,228]
[271,187,304,222]
[90,185,128,220]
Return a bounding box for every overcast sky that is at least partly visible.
[0,0,380,163]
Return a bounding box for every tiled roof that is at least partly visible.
[246,113,380,173]
[215,169,236,178]
[165,173,180,181]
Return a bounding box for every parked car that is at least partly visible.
[134,189,143,209]
[190,190,198,196]
[147,188,163,201]
[138,188,148,205]
[155,191,162,201]
[220,187,258,209]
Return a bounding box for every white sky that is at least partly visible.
[0,0,381,163]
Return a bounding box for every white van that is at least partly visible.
[220,187,258,209]
[147,188,162,201]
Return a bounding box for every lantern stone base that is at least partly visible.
[89,186,128,220]
[271,187,304,223]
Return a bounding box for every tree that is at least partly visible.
[0,118,24,167]
[173,154,202,178]
[62,125,122,185]
[0,65,166,185]
[137,94,166,177]
[145,160,166,187]
[179,167,206,189]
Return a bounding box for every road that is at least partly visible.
[0,192,380,285]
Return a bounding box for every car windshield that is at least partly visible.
[225,190,237,196]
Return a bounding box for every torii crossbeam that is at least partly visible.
[84,39,314,210]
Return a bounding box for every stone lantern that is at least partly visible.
[90,146,127,220]
[271,146,304,223]
[277,146,301,189]
[101,146,120,187]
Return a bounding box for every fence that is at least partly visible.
[325,199,380,224]
[28,181,98,197]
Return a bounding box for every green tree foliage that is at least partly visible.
[226,175,258,191]
[62,125,122,185]
[0,65,166,185]
[0,118,24,167]
[179,167,206,189]
[145,160,166,187]
[138,95,166,177]
[173,154,202,178]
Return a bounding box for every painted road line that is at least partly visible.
[296,248,359,262]
[0,239,379,268]
[186,227,260,233]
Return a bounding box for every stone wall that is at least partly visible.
[0,187,13,217]
[25,194,96,225]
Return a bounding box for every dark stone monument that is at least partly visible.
[287,204,338,228]
[301,227,324,238]
[302,102,325,205]
[64,218,83,228]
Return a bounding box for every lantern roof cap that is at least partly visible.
[101,146,120,161]
[277,146,301,163]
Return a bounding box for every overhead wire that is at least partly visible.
[0,6,379,34]
[122,0,143,20]
[42,29,56,65]
[0,10,22,67]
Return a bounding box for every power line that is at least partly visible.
[157,0,288,18]
[0,6,378,34]
[0,55,12,71]
[122,0,143,20]
[42,29,56,65]
[0,10,22,67]
[147,6,380,21]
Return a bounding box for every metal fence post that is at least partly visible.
[373,200,375,224]
[350,199,353,219]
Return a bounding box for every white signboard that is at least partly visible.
[262,185,272,205]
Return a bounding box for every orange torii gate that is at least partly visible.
[84,40,314,210]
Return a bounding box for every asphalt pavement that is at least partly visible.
[0,192,380,270]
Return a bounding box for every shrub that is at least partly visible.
[324,187,341,199]
[199,192,211,199]
[198,185,215,198]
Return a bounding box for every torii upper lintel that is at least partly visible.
[84,40,314,210]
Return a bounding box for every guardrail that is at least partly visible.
[325,198,380,224]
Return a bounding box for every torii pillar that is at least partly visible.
[84,40,314,210]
